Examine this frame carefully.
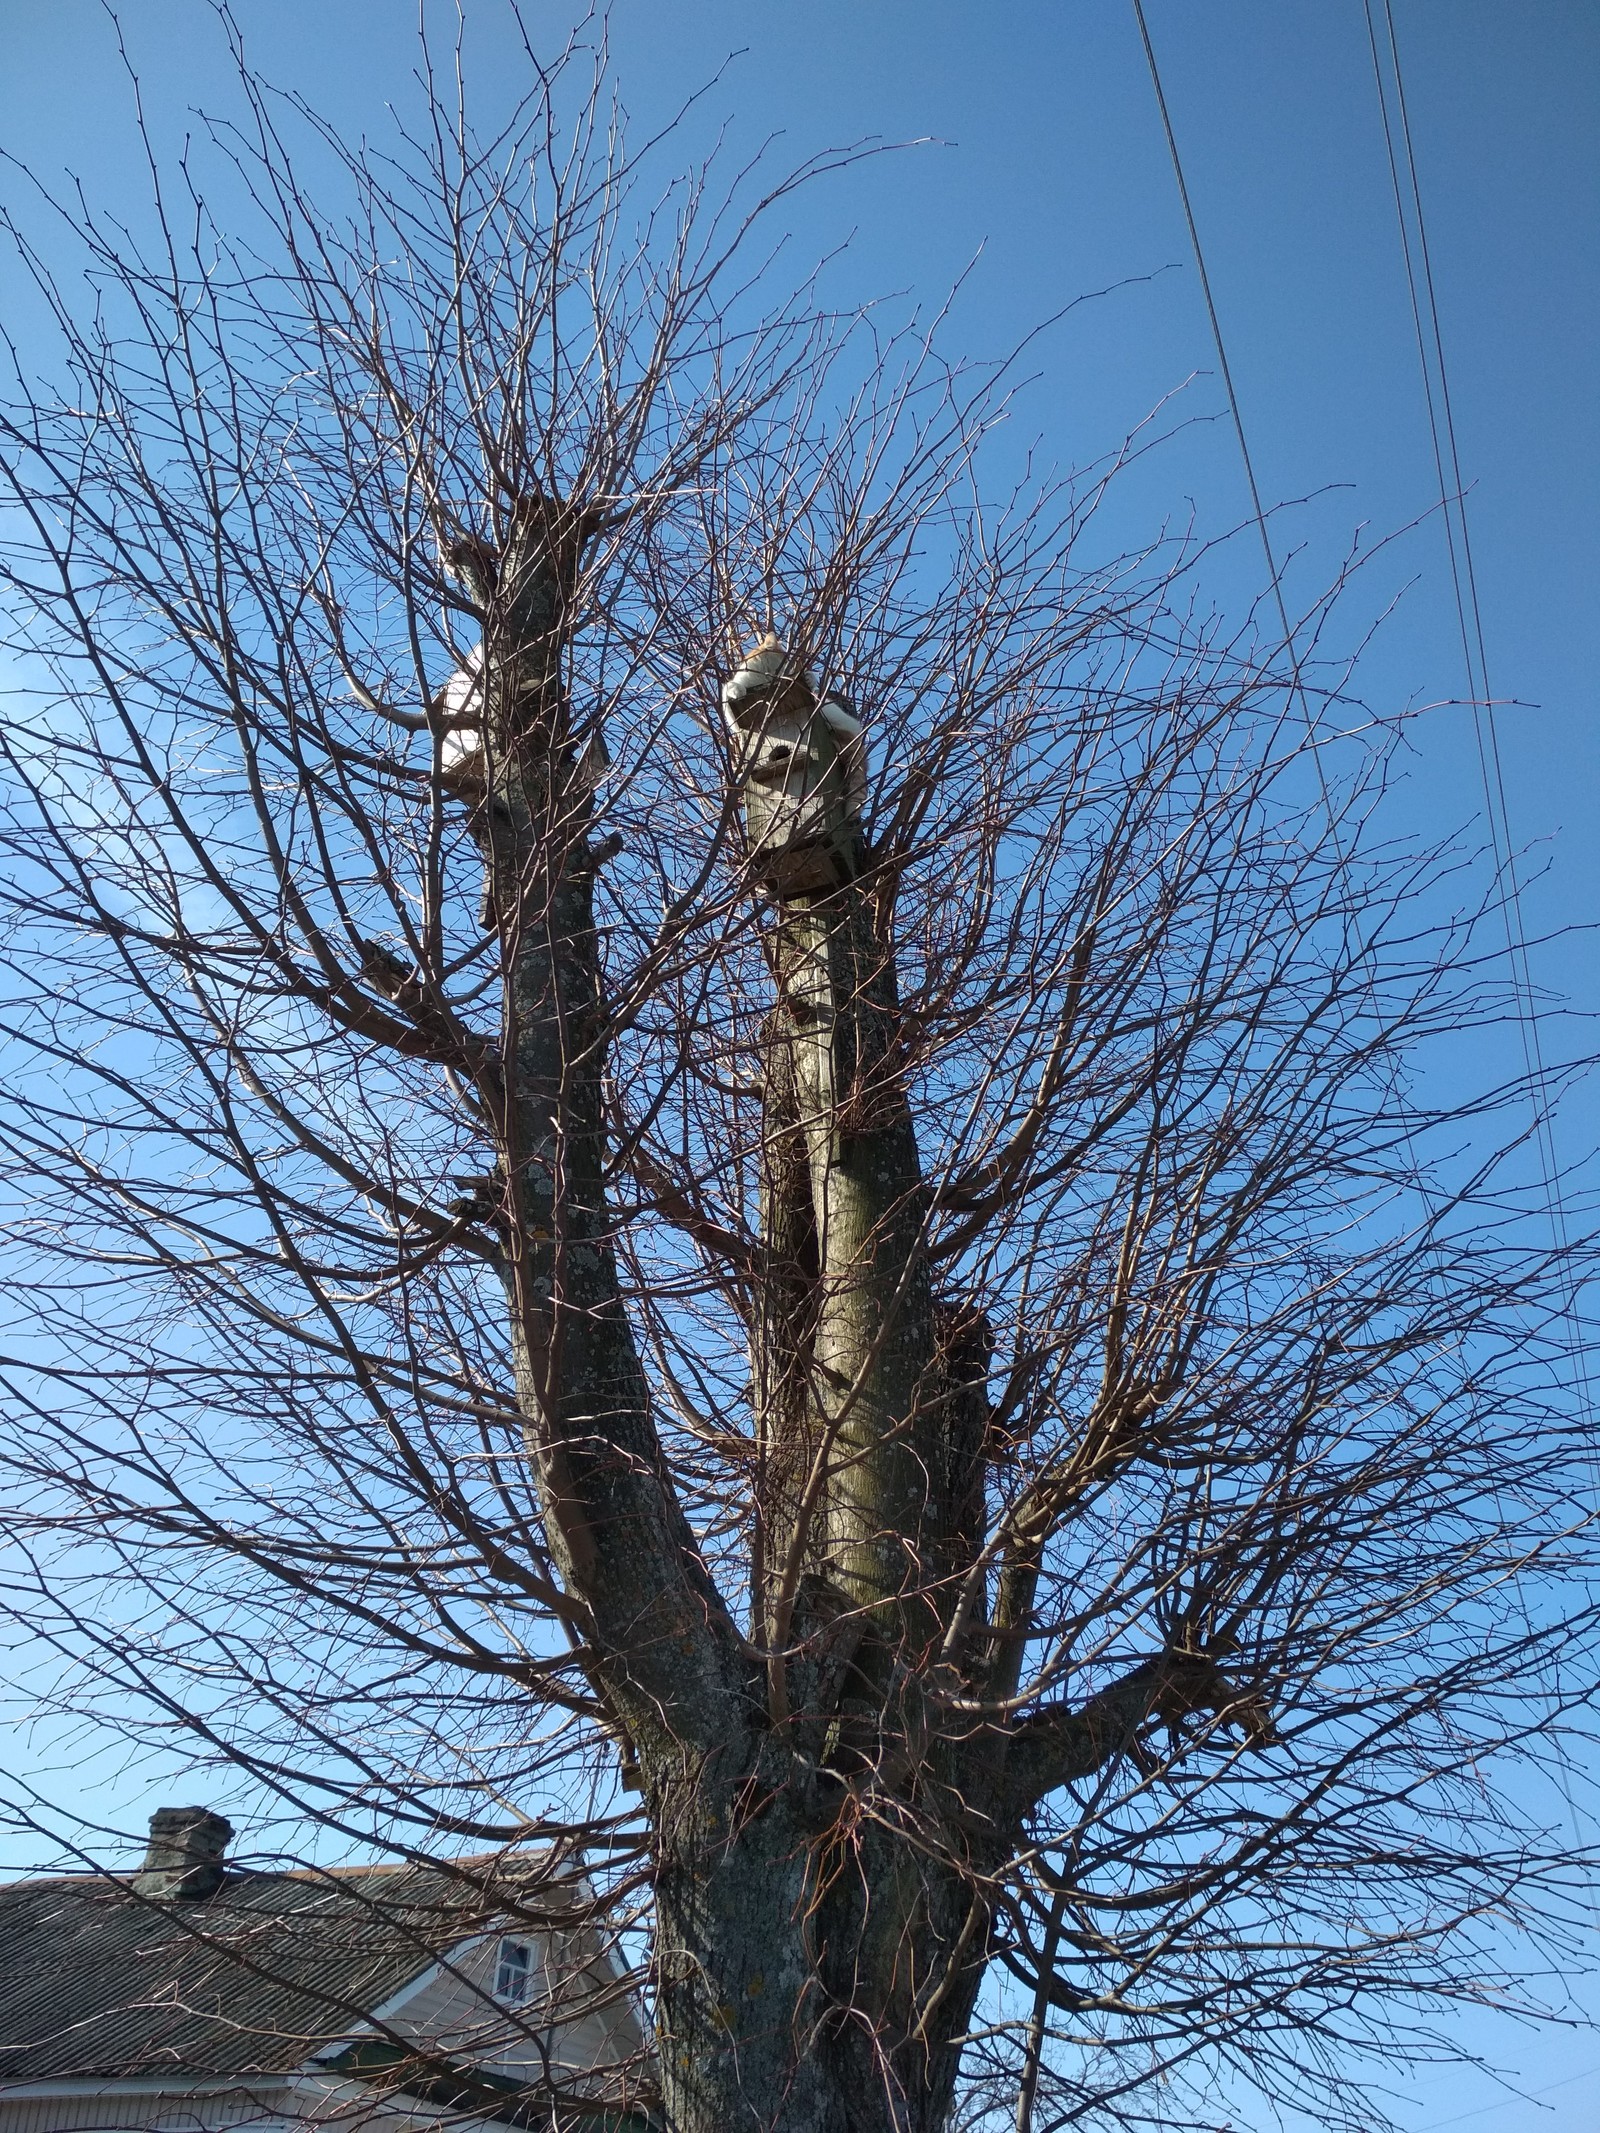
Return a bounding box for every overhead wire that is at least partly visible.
[1361,0,1571,1257]
[1123,4,1597,2101]
[1037,18,1599,2122]
[1130,0,1336,824]
[1363,0,1598,1895]
[1140,0,1595,1872]
[1131,0,1461,1311]
[1130,0,1292,661]
[1135,0,1576,1299]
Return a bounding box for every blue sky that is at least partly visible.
[0,5,1596,2128]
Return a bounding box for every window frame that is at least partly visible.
[494,1934,535,2005]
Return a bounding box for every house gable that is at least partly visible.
[0,1819,652,2129]
[316,1921,646,2094]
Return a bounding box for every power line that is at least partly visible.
[1360,0,1570,1253]
[1135,0,1575,1291]
[1363,0,1597,1891]
[1130,0,1331,814]
[1411,2057,1600,2132]
[1130,0,1287,650]
[1131,0,1596,1979]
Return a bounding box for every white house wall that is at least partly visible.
[0,2075,533,2133]
[380,1929,644,2086]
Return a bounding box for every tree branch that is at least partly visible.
[1001,1651,1276,1814]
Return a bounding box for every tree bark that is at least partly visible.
[474,538,1192,2133]
[471,504,748,1777]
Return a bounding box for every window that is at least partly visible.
[495,1936,533,2004]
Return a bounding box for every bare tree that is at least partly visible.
[0,18,1593,2133]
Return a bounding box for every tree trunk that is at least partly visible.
[652,1761,990,2133]
[467,508,747,1780]
[473,549,1091,2133]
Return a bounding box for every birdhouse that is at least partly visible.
[722,635,866,897]
[434,644,485,790]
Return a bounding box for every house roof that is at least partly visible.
[0,1849,575,2091]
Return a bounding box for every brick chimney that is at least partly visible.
[131,1806,234,1900]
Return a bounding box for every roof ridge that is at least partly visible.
[270,1842,553,1884]
[0,1840,553,1897]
